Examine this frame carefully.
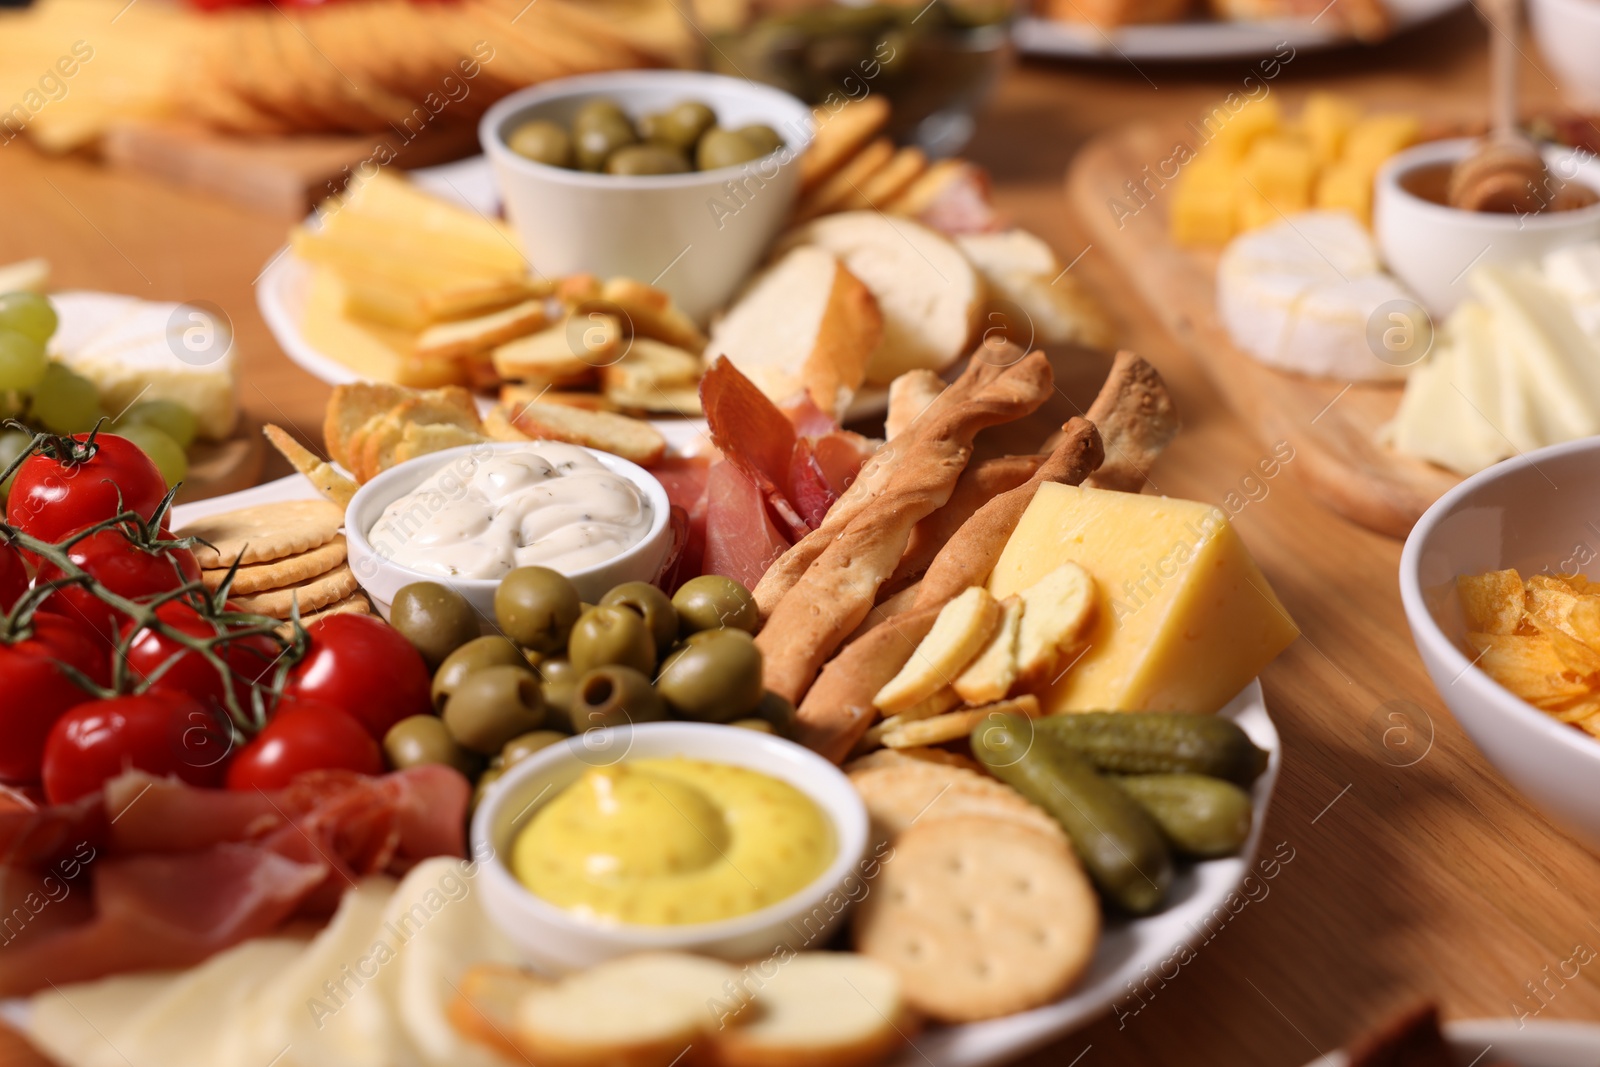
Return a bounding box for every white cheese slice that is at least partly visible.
[1475,264,1600,446]
[1217,210,1417,382]
[1543,243,1600,339]
[1387,302,1514,475]
[48,291,238,441]
[25,972,176,1067]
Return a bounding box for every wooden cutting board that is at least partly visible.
[1065,120,1462,540]
[174,415,264,505]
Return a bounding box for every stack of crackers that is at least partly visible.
[178,500,370,629]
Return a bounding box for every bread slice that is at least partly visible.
[713,953,912,1067]
[794,138,896,222]
[782,212,983,386]
[448,964,553,1060]
[501,383,620,413]
[955,230,1115,351]
[492,317,616,386]
[600,337,702,396]
[414,298,549,362]
[801,97,891,194]
[580,278,708,355]
[506,400,667,466]
[705,246,882,417]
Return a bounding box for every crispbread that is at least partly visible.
[263,424,359,508]
[581,278,707,356]
[879,695,1041,748]
[800,97,891,194]
[414,298,549,362]
[180,500,345,568]
[507,401,667,466]
[794,137,895,221]
[203,535,348,595]
[854,815,1099,1023]
[229,562,360,619]
[846,758,1064,842]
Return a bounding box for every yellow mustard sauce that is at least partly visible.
[511,757,834,925]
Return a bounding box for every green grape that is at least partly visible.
[0,292,58,345]
[0,330,47,393]
[116,399,198,449]
[114,423,187,488]
[0,429,30,502]
[30,362,102,434]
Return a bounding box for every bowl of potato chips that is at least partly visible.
[1401,437,1600,853]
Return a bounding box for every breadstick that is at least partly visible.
[796,418,1103,761]
[885,370,945,441]
[757,352,1055,706]
[883,454,1042,597]
[1072,350,1180,493]
[751,352,1008,620]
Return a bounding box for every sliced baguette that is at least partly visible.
[956,230,1115,351]
[704,246,881,417]
[1016,562,1097,686]
[713,953,912,1067]
[414,298,549,361]
[507,401,667,466]
[782,212,983,385]
[600,337,702,395]
[502,383,620,413]
[580,278,708,355]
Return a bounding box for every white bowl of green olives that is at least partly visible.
[471,721,870,973]
[479,70,814,324]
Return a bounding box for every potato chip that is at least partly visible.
[1524,576,1581,638]
[1466,632,1590,708]
[1569,595,1600,652]
[1526,614,1600,677]
[1456,570,1524,635]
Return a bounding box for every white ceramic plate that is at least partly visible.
[255,158,888,436]
[1013,0,1464,60]
[1301,1018,1600,1066]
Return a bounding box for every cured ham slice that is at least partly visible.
[0,766,468,996]
[702,460,791,590]
[702,358,809,540]
[788,439,838,528]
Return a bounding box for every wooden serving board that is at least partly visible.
[172,415,265,506]
[1065,120,1462,539]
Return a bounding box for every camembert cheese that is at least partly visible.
[988,483,1299,715]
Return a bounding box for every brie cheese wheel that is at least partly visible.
[48,291,238,441]
[1217,210,1419,382]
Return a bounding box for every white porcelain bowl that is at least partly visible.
[479,71,814,325]
[469,722,870,974]
[1530,0,1600,110]
[344,440,672,620]
[1374,137,1600,316]
[1400,436,1600,853]
[1304,1018,1600,1066]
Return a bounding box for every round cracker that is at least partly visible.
[848,761,1066,844]
[854,815,1099,1023]
[845,747,983,776]
[276,592,371,637]
[229,562,359,619]
[203,535,348,595]
[180,500,344,568]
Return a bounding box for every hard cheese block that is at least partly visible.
[988,483,1299,714]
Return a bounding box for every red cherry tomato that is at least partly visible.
[38,527,200,643]
[122,601,281,714]
[225,696,382,791]
[284,614,431,738]
[0,541,27,614]
[6,433,166,561]
[41,692,229,804]
[0,613,110,783]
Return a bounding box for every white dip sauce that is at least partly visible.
[368,443,654,580]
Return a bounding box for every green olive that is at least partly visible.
[730,717,776,734]
[752,690,798,739]
[574,113,637,171]
[682,626,754,646]
[696,128,766,171]
[604,144,690,176]
[568,605,655,675]
[501,730,568,768]
[673,575,759,635]
[432,636,530,711]
[384,715,478,775]
[573,97,629,132]
[507,119,573,167]
[656,630,764,722]
[443,665,546,754]
[537,657,579,732]
[653,100,716,151]
[494,566,582,653]
[573,665,666,730]
[390,581,481,670]
[600,581,678,652]
[472,766,504,815]
[735,124,784,156]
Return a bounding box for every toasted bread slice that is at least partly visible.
[600,337,702,396]
[713,953,912,1067]
[501,383,620,413]
[263,424,358,508]
[414,298,549,362]
[492,318,614,386]
[794,138,895,222]
[448,964,553,1060]
[1016,562,1097,686]
[953,594,1022,704]
[581,278,708,355]
[956,230,1115,351]
[508,401,667,466]
[392,421,490,467]
[875,586,1001,712]
[705,246,881,417]
[801,97,891,194]
[782,212,982,385]
[605,382,704,417]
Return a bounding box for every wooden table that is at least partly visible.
[4,8,1600,1064]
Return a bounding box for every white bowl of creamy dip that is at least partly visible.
[471,721,871,974]
[346,440,672,621]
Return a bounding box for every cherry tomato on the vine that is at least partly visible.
[122,601,281,715]
[0,541,26,615]
[41,692,230,804]
[284,614,431,738]
[225,696,383,791]
[0,613,110,782]
[6,433,167,560]
[37,527,200,643]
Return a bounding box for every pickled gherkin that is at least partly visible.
[1033,712,1269,785]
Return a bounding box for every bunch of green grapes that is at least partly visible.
[0,291,192,502]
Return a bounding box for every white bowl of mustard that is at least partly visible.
[471,722,871,974]
[345,440,672,622]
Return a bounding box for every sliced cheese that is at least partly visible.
[1544,243,1600,337]
[1216,211,1417,382]
[988,483,1299,714]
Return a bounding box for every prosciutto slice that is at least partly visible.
[702,359,809,540]
[702,461,791,590]
[0,766,468,996]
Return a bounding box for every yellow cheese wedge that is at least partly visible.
[301,269,467,389]
[988,483,1299,714]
